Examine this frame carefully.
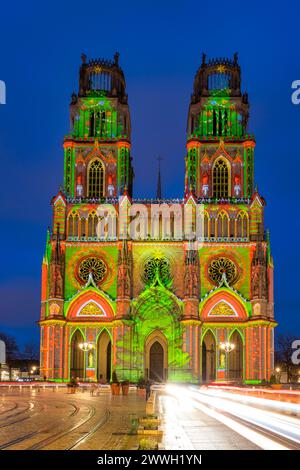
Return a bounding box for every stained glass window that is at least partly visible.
[78,257,107,284]
[208,257,237,285]
[213,159,229,198]
[143,257,171,286]
[88,160,104,197]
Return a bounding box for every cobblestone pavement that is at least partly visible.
[0,387,259,450]
[0,388,145,450]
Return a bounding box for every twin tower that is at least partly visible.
[39,53,275,384]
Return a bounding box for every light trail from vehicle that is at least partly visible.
[165,385,300,450]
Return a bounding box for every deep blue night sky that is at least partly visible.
[0,0,300,349]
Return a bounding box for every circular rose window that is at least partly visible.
[208,257,238,285]
[143,256,171,286]
[77,257,107,284]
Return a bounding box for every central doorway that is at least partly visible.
[145,331,168,382]
[149,341,164,381]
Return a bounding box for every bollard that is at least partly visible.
[146,392,156,415]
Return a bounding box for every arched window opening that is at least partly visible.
[68,212,79,238]
[217,211,229,238]
[170,212,175,239]
[213,110,217,136]
[68,215,74,238]
[230,217,235,238]
[213,159,229,198]
[89,111,95,137]
[88,160,104,198]
[218,109,222,136]
[81,217,86,238]
[204,211,209,238]
[236,211,248,238]
[224,109,228,135]
[210,216,215,238]
[88,211,98,238]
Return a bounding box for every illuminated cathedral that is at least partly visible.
[39,53,276,384]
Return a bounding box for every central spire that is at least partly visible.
[156,156,162,199]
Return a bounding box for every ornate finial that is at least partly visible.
[219,138,225,150]
[188,183,195,196]
[71,92,77,105]
[123,184,128,196]
[114,52,120,65]
[233,52,238,65]
[81,53,87,64]
[202,53,206,66]
[94,138,99,148]
[255,183,258,193]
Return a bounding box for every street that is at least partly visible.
[0,385,299,450]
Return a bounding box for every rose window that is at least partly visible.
[208,257,238,285]
[143,256,171,286]
[78,257,107,284]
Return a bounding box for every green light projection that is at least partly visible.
[71,97,126,140]
[193,97,244,138]
[116,272,192,382]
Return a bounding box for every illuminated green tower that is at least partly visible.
[65,52,133,200]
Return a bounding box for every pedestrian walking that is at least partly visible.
[145,380,151,401]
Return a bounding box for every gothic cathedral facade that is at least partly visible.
[39,53,275,384]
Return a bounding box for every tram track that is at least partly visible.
[0,402,81,448]
[27,403,97,450]
[0,401,19,416]
[66,408,111,450]
[1,402,104,450]
[0,401,33,421]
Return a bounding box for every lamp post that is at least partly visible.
[78,342,94,381]
[275,367,281,384]
[220,341,235,383]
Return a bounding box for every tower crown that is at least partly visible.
[79,52,127,102]
[187,53,249,139]
[192,53,242,102]
[64,53,133,199]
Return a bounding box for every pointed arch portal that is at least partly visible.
[145,331,168,382]
[202,331,216,383]
[70,330,84,380]
[229,330,243,381]
[149,342,164,381]
[97,330,112,382]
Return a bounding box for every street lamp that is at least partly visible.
[275,367,281,383]
[78,342,94,352]
[78,342,94,381]
[220,341,235,383]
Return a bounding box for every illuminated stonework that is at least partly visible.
[78,301,105,316]
[77,257,107,284]
[208,301,237,317]
[208,257,238,285]
[40,53,276,385]
[143,256,171,286]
